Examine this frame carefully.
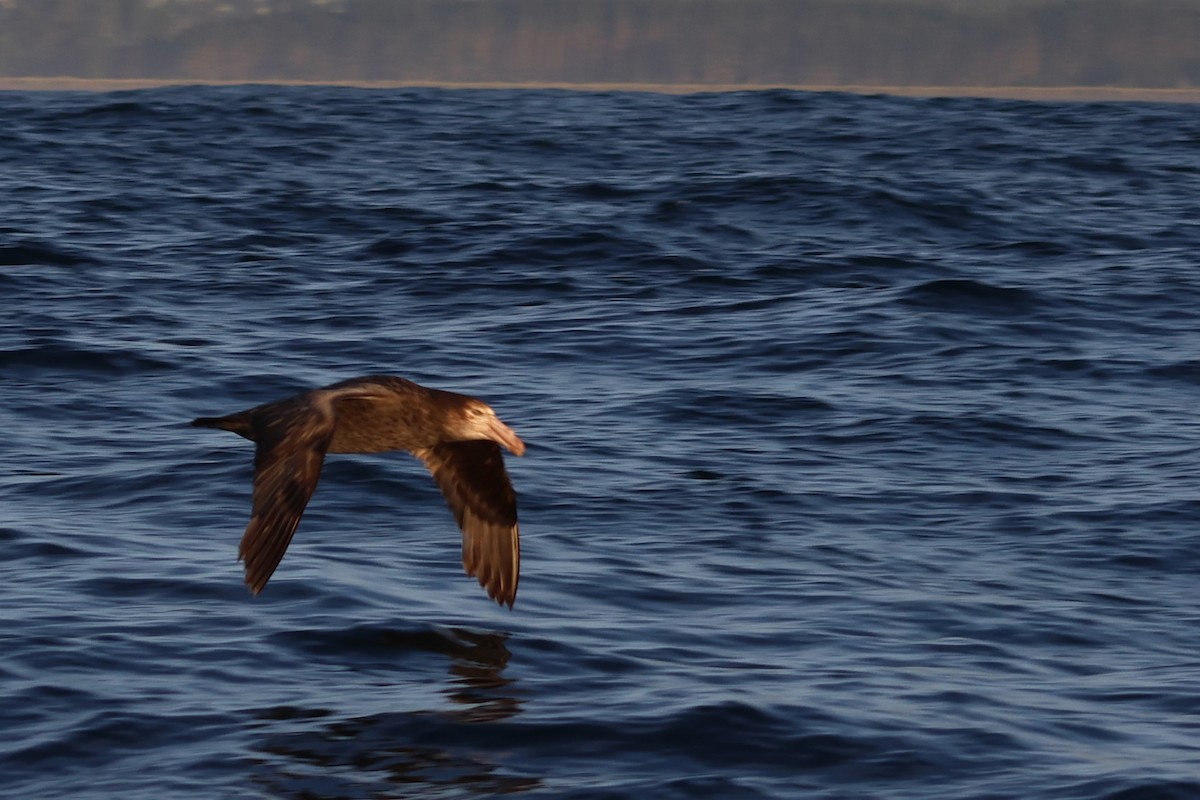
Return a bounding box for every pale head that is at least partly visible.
[456,399,526,456]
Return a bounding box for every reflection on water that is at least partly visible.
[443,627,521,724]
[249,626,537,797]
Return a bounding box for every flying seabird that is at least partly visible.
[191,375,526,607]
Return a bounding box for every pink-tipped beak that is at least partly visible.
[488,417,526,456]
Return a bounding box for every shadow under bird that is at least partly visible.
[191,375,526,607]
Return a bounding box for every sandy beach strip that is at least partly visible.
[2,76,1199,103]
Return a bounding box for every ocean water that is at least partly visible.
[1,85,1199,800]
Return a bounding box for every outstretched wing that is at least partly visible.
[415,440,520,608]
[239,401,336,595]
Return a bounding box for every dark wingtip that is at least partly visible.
[191,416,220,428]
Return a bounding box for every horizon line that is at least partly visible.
[3,77,1200,103]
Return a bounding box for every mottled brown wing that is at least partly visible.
[239,401,336,595]
[415,441,520,608]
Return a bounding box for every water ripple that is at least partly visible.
[1,85,1198,800]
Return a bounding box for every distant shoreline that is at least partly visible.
[2,77,1200,103]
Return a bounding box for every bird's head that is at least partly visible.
[457,400,526,456]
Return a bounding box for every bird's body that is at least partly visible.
[192,375,525,607]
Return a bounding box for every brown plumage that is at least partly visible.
[191,375,525,607]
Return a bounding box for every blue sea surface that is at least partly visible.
[1,86,1199,799]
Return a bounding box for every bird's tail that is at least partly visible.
[191,413,254,440]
